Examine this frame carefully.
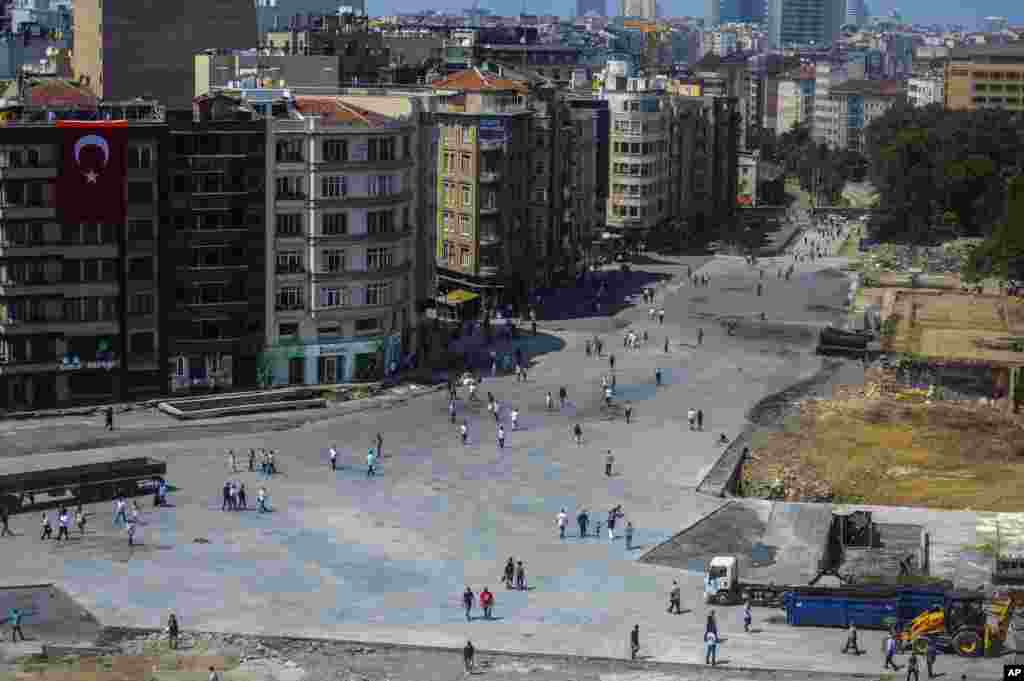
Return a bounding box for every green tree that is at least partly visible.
[965,175,1024,283]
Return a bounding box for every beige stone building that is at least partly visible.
[945,45,1024,111]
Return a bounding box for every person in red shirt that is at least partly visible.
[479,587,494,619]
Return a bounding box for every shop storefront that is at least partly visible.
[265,334,402,386]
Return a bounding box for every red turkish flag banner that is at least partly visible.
[56,120,128,224]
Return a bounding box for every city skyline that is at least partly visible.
[382,0,1018,28]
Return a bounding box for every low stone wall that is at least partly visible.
[158,398,327,421]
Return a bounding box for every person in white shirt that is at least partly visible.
[257,488,268,513]
[510,409,519,430]
[329,446,338,471]
[545,392,553,410]
[557,508,568,539]
[496,425,505,450]
[687,408,697,431]
[460,421,469,445]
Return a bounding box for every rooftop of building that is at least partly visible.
[431,67,528,93]
[950,42,1024,59]
[829,79,905,96]
[293,96,401,126]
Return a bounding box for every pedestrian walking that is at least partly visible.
[705,630,719,666]
[40,511,52,540]
[559,386,567,409]
[8,607,27,642]
[105,406,114,431]
[480,588,494,619]
[460,421,469,446]
[842,624,861,654]
[624,402,633,424]
[248,449,255,472]
[376,433,383,458]
[687,408,697,431]
[577,509,589,538]
[238,483,247,510]
[609,354,615,370]
[655,368,662,386]
[0,506,12,537]
[608,505,622,540]
[573,423,583,445]
[449,398,457,424]
[496,425,505,450]
[130,500,140,522]
[503,557,515,589]
[907,651,920,681]
[585,340,592,356]
[76,509,86,536]
[229,450,237,473]
[697,409,704,431]
[114,496,128,526]
[668,581,682,614]
[664,337,669,353]
[56,507,70,541]
[706,610,718,636]
[208,667,221,681]
[546,392,553,410]
[697,328,704,345]
[515,561,526,590]
[257,487,268,513]
[557,508,568,539]
[884,633,901,670]
[329,445,337,471]
[463,641,475,673]
[743,599,752,632]
[510,408,519,430]
[630,625,640,661]
[127,519,137,546]
[625,521,634,550]
[463,586,474,621]
[367,448,377,477]
[167,612,180,649]
[229,482,238,511]
[604,385,613,408]
[658,309,665,324]
[605,451,614,477]
[925,637,937,677]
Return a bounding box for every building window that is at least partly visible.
[128,219,153,240]
[367,210,393,235]
[191,246,224,268]
[459,153,471,172]
[442,212,452,234]
[441,241,450,260]
[461,185,472,207]
[322,139,348,162]
[322,249,345,272]
[175,356,185,376]
[443,151,454,173]
[276,250,303,274]
[128,257,153,280]
[276,138,303,162]
[367,137,396,161]
[277,213,302,236]
[368,175,392,196]
[366,247,393,270]
[461,127,472,144]
[320,287,342,307]
[279,322,299,336]
[321,175,347,198]
[355,317,380,332]
[276,286,303,310]
[459,214,471,236]
[275,176,303,198]
[322,212,347,235]
[460,247,471,266]
[128,145,153,169]
[130,332,154,356]
[534,160,546,175]
[366,282,391,306]
[532,187,548,202]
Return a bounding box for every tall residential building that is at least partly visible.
[812,79,903,151]
[708,0,767,25]
[845,0,865,26]
[576,0,606,18]
[264,93,422,385]
[164,93,269,392]
[430,69,533,314]
[565,96,608,264]
[72,0,256,109]
[0,96,167,410]
[944,45,1024,112]
[766,0,843,48]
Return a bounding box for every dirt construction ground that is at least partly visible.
[745,389,1024,511]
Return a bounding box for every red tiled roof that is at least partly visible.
[293,97,395,127]
[432,68,528,93]
[23,80,98,108]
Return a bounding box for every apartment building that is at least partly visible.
[813,79,903,151]
[945,45,1024,111]
[430,68,536,314]
[0,97,167,410]
[164,93,268,392]
[565,96,608,265]
[265,93,420,385]
[72,0,256,109]
[775,65,815,133]
[907,75,944,107]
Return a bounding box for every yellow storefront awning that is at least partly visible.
[445,289,480,305]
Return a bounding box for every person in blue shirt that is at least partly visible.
[8,607,30,641]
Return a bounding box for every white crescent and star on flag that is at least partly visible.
[72,133,109,184]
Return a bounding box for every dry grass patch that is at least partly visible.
[744,396,1024,510]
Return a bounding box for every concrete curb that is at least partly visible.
[92,626,882,680]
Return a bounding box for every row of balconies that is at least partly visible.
[275,155,414,170]
[275,298,404,313]
[276,226,412,243]
[274,260,412,279]
[274,190,412,204]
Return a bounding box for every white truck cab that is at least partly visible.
[705,555,738,604]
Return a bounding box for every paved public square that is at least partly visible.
[0,239,1010,678]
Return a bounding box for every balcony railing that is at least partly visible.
[275,264,306,275]
[276,154,305,163]
[275,302,305,311]
[276,192,307,201]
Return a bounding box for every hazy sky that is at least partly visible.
[384,0,1018,29]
